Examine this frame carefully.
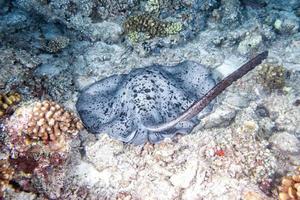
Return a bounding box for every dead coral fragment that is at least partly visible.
[258,62,286,90]
[0,92,21,118]
[123,14,182,40]
[0,159,14,197]
[278,167,300,200]
[26,100,83,144]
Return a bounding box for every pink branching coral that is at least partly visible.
[26,100,83,146]
[5,100,83,153]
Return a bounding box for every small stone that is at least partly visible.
[274,19,283,30]
[255,105,270,118]
[224,94,250,108]
[293,99,300,106]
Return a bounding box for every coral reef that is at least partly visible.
[278,167,300,200]
[0,92,22,118]
[258,62,286,90]
[123,14,182,42]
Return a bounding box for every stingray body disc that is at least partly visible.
[76,61,216,145]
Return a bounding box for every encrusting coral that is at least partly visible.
[278,167,300,200]
[0,92,21,118]
[0,159,14,197]
[26,100,83,145]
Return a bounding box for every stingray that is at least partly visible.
[76,51,268,145]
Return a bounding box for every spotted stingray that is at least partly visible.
[76,51,268,145]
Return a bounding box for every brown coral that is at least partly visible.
[41,36,70,53]
[123,14,182,39]
[278,167,300,200]
[0,92,21,118]
[26,100,83,144]
[0,159,14,197]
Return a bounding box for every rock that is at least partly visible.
[201,106,237,129]
[35,64,63,78]
[88,21,122,43]
[224,93,250,108]
[215,55,245,77]
[237,33,263,55]
[269,132,300,154]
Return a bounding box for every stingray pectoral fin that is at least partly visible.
[100,119,139,143]
[148,131,168,144]
[174,120,197,131]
